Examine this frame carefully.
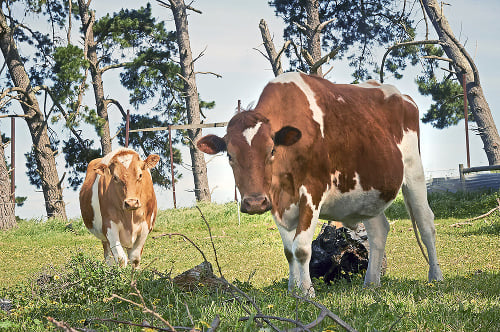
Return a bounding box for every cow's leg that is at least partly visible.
[106,221,128,267]
[102,241,115,266]
[363,214,390,286]
[402,183,443,282]
[127,223,150,268]
[400,131,443,282]
[276,224,301,293]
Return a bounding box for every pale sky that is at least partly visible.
[1,0,498,219]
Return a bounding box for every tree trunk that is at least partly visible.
[0,10,67,220]
[259,19,284,77]
[305,0,322,76]
[78,0,112,156]
[0,129,16,230]
[422,0,500,165]
[168,0,211,202]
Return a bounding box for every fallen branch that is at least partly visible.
[289,293,358,332]
[46,317,79,332]
[467,198,500,222]
[92,317,188,331]
[239,314,311,331]
[105,293,176,331]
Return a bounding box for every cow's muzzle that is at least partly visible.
[241,193,271,214]
[124,198,141,211]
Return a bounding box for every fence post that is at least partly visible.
[459,163,466,192]
[463,75,470,168]
[10,117,15,203]
[168,125,177,209]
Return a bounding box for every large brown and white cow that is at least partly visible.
[79,148,160,268]
[197,72,443,296]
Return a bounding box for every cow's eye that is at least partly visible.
[271,148,276,156]
[113,175,120,182]
[227,153,233,162]
[138,173,143,181]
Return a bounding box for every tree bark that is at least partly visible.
[305,0,322,76]
[0,129,16,230]
[78,0,112,156]
[422,0,500,165]
[0,10,67,220]
[168,0,211,202]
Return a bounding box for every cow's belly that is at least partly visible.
[319,186,393,226]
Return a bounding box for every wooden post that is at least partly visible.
[168,125,177,208]
[125,109,130,148]
[10,117,15,203]
[463,75,470,168]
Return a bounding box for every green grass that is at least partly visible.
[0,191,499,331]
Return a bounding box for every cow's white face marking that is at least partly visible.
[117,154,134,169]
[272,72,325,137]
[242,121,262,146]
[100,148,137,168]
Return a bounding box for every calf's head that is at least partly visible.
[95,151,160,211]
[197,112,301,214]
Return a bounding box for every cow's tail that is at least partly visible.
[407,202,429,264]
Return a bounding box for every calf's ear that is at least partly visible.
[196,134,227,155]
[94,163,108,175]
[144,154,160,169]
[274,126,301,146]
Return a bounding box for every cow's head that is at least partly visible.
[197,112,301,214]
[95,150,160,211]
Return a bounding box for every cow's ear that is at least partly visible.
[274,126,301,146]
[197,134,227,155]
[143,154,160,169]
[94,163,108,175]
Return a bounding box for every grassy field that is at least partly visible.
[0,191,499,331]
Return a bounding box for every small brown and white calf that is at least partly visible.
[79,148,159,268]
[197,72,443,296]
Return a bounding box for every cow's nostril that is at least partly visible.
[241,194,271,214]
[124,198,140,210]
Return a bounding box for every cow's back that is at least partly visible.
[258,73,417,217]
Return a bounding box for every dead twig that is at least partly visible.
[104,293,177,331]
[91,318,196,331]
[289,293,358,332]
[467,198,500,222]
[46,317,79,332]
[153,232,209,264]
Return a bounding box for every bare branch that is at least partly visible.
[300,48,315,67]
[258,19,290,76]
[100,62,131,73]
[292,21,308,33]
[104,98,127,119]
[422,55,453,62]
[380,39,443,83]
[315,18,336,35]
[156,0,202,14]
[194,71,222,78]
[310,46,341,75]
